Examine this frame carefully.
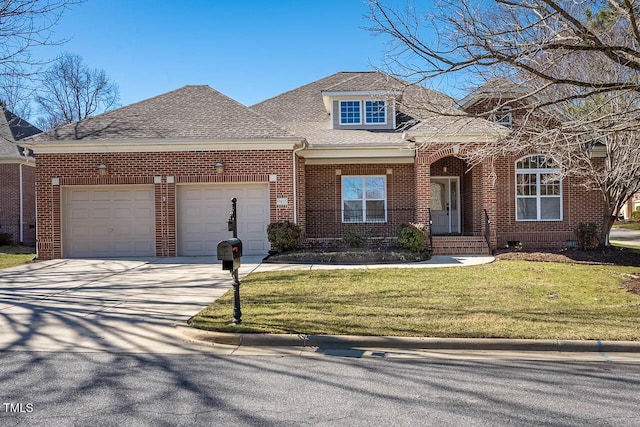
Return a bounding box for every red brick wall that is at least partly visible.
[494,155,605,249]
[0,163,36,246]
[35,150,295,260]
[304,163,415,239]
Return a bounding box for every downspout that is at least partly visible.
[19,163,24,244]
[292,141,307,224]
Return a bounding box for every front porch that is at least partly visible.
[299,153,497,255]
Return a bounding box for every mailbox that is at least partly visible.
[217,238,243,271]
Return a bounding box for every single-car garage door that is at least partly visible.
[62,186,156,258]
[177,183,269,256]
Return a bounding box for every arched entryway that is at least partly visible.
[430,156,473,235]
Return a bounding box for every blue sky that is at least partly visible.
[40,0,413,107]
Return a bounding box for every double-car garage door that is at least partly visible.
[62,184,270,258]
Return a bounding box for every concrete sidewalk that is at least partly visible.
[251,254,495,272]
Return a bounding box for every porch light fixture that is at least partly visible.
[215,162,224,174]
[98,164,108,176]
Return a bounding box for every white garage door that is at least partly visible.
[62,186,155,258]
[177,184,269,256]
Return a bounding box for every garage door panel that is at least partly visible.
[204,189,223,199]
[178,184,269,256]
[114,208,132,219]
[93,191,110,202]
[135,208,154,219]
[63,186,155,258]
[71,208,90,219]
[71,191,90,202]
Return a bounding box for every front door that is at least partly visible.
[430,177,460,234]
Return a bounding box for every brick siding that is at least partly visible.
[0,163,36,246]
[35,150,295,260]
[304,163,415,239]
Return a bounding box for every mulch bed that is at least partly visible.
[494,246,640,267]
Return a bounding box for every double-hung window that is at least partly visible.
[342,176,387,223]
[339,100,386,125]
[516,155,562,221]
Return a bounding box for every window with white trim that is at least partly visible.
[493,106,513,126]
[342,176,387,223]
[340,101,361,124]
[365,100,386,124]
[516,155,562,221]
[339,100,387,125]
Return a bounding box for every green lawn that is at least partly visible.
[189,260,640,340]
[0,246,35,269]
[613,222,640,230]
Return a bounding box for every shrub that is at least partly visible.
[631,210,640,221]
[0,232,14,246]
[343,230,365,248]
[397,223,427,253]
[575,222,600,250]
[266,221,301,253]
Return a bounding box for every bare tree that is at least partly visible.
[0,0,78,135]
[0,0,78,82]
[35,52,120,129]
[0,72,35,120]
[369,0,640,246]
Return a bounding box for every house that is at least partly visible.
[621,193,640,219]
[22,72,606,260]
[0,104,41,246]
[23,86,303,259]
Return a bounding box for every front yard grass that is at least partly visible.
[613,222,640,230]
[0,246,35,269]
[189,260,640,340]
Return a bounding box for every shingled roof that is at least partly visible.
[251,71,495,146]
[27,85,296,142]
[0,106,41,160]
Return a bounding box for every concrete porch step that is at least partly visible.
[431,235,490,255]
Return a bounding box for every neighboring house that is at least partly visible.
[22,72,606,260]
[621,193,640,219]
[0,104,41,245]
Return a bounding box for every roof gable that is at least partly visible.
[0,106,41,159]
[28,85,296,142]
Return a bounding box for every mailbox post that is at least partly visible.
[228,197,238,238]
[217,238,243,324]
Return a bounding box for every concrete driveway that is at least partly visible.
[0,256,263,353]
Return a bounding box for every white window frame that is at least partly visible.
[515,155,563,221]
[493,106,513,126]
[339,100,362,125]
[342,175,387,223]
[365,100,387,124]
[339,100,387,126]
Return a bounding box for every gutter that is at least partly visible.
[19,163,23,244]
[292,141,308,224]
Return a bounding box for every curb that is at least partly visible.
[176,324,640,352]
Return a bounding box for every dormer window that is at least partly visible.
[339,100,387,125]
[340,101,361,124]
[493,106,513,126]
[365,100,386,124]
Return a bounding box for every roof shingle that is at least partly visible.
[27,85,296,142]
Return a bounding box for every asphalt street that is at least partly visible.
[2,351,639,426]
